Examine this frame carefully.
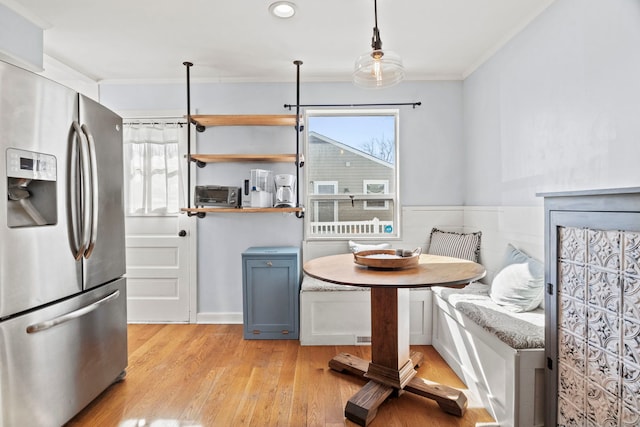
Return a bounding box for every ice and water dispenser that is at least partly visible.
[6,148,57,227]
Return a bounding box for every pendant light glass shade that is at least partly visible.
[353,0,405,89]
[353,49,404,88]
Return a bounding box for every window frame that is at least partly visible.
[303,108,401,241]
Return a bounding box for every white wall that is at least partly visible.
[0,3,99,98]
[463,0,640,206]
[0,2,42,72]
[100,80,464,319]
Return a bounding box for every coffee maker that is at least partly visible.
[274,174,296,208]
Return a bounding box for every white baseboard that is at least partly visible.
[196,312,243,324]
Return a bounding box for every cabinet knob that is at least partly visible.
[266,261,273,267]
[178,230,187,237]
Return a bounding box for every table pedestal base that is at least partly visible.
[329,352,468,426]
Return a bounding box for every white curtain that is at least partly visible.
[123,122,184,215]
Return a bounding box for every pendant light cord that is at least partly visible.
[372,0,382,50]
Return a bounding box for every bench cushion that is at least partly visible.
[301,275,367,291]
[433,282,544,349]
[301,275,424,292]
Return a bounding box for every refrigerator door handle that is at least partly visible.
[25,290,121,334]
[81,124,99,259]
[70,122,87,260]
[76,122,93,257]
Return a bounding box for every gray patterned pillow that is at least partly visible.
[426,228,482,262]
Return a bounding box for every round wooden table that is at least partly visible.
[303,253,486,426]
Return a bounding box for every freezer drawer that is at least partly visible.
[0,279,127,427]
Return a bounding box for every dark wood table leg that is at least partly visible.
[328,287,468,425]
[330,352,467,417]
[329,351,425,377]
[404,376,468,416]
[344,380,394,426]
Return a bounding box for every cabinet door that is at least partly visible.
[546,210,640,427]
[243,257,298,339]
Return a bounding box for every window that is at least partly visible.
[123,122,185,215]
[313,181,338,222]
[304,109,399,239]
[363,180,389,210]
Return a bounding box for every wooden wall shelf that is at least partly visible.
[189,114,297,128]
[181,59,304,219]
[190,154,296,163]
[182,207,304,214]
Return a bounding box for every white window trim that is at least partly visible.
[304,108,401,240]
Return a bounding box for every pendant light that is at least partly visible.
[353,0,405,88]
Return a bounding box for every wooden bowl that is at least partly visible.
[353,249,420,270]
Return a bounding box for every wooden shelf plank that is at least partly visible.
[181,207,303,214]
[190,154,296,163]
[189,114,297,127]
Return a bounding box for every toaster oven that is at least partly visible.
[194,185,240,207]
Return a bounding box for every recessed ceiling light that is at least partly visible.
[269,1,296,19]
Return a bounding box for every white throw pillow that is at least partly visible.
[348,240,391,253]
[489,244,544,312]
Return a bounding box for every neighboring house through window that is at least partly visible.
[304,109,399,239]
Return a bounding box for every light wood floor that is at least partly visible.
[65,324,494,427]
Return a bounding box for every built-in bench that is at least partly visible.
[299,275,432,345]
[431,282,545,427]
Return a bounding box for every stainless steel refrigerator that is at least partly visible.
[0,60,127,426]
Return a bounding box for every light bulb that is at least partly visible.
[373,59,382,83]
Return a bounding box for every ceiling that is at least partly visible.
[5,0,554,83]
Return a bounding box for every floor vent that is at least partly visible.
[356,336,372,345]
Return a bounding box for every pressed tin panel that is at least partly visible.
[624,275,640,323]
[559,226,587,264]
[624,317,640,366]
[560,261,586,300]
[586,306,620,354]
[586,381,620,427]
[623,231,640,277]
[587,229,621,272]
[559,328,586,373]
[559,294,586,337]
[555,226,640,426]
[557,368,585,426]
[622,403,640,427]
[587,268,621,313]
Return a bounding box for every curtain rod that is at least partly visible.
[283,102,421,110]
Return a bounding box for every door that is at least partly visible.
[78,95,126,289]
[122,117,196,323]
[0,60,82,318]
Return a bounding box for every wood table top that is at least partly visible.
[303,253,486,289]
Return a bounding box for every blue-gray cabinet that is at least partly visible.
[242,246,301,339]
